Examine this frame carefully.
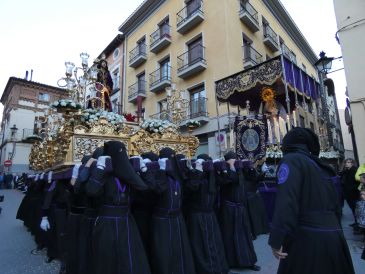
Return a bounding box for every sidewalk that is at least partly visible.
[0,189,363,273]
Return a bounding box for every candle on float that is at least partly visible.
[267,119,273,144]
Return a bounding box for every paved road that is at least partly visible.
[0,189,363,273]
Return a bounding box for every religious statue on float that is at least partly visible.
[260,87,288,144]
[86,56,113,111]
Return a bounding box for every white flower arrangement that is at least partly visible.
[81,108,126,126]
[51,99,82,109]
[186,119,201,128]
[140,119,177,134]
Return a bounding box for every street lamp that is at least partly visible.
[314,51,334,74]
[9,124,18,167]
[10,124,18,141]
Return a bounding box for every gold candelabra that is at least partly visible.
[162,84,189,126]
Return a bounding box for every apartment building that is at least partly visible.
[0,77,68,173]
[118,0,343,158]
[333,0,365,164]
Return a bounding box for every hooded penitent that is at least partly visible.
[104,141,147,189]
[281,127,320,156]
[141,152,159,162]
[197,153,216,193]
[224,151,237,161]
[92,146,104,159]
[159,147,184,182]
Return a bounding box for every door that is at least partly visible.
[160,58,170,81]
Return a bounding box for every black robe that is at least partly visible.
[74,164,101,274]
[42,179,71,261]
[184,167,229,274]
[131,162,160,261]
[269,151,355,274]
[86,166,151,274]
[150,174,196,274]
[217,169,257,268]
[65,167,89,274]
[244,167,269,237]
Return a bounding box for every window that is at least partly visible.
[299,115,305,127]
[189,84,206,117]
[113,48,120,60]
[137,73,146,91]
[242,34,252,59]
[186,0,201,16]
[159,18,170,38]
[188,36,203,64]
[38,93,49,102]
[137,37,146,55]
[112,99,118,113]
[111,68,120,91]
[159,57,171,80]
[158,99,167,112]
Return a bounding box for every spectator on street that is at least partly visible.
[339,158,359,227]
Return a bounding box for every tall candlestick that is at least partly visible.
[267,119,273,144]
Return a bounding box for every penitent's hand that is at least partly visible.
[272,246,288,260]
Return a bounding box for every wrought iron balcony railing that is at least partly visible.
[177,0,204,28]
[128,80,147,101]
[129,43,147,64]
[189,97,208,119]
[263,25,278,46]
[239,1,259,24]
[177,43,206,73]
[243,45,263,66]
[22,128,36,140]
[150,25,171,48]
[149,65,172,87]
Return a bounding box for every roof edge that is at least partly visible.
[263,0,319,65]
[1,77,67,104]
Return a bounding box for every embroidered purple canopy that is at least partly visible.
[215,55,320,111]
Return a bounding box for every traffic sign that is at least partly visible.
[4,160,12,167]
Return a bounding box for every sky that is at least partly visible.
[0,0,347,116]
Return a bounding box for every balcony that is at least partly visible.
[239,2,259,32]
[177,44,207,79]
[149,97,209,125]
[149,66,172,93]
[263,25,279,52]
[129,44,147,68]
[186,97,209,124]
[149,111,172,122]
[176,0,204,34]
[243,45,262,69]
[128,80,147,103]
[22,128,42,143]
[150,26,171,54]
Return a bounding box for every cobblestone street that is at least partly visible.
[0,189,363,273]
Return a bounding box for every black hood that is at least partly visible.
[92,146,104,159]
[159,147,184,182]
[282,127,320,156]
[141,152,159,162]
[104,141,147,188]
[224,151,237,161]
[197,153,212,161]
[81,155,92,165]
[282,128,334,175]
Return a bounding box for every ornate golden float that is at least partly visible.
[29,108,199,171]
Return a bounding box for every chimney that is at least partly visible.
[25,71,28,80]
[30,69,33,81]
